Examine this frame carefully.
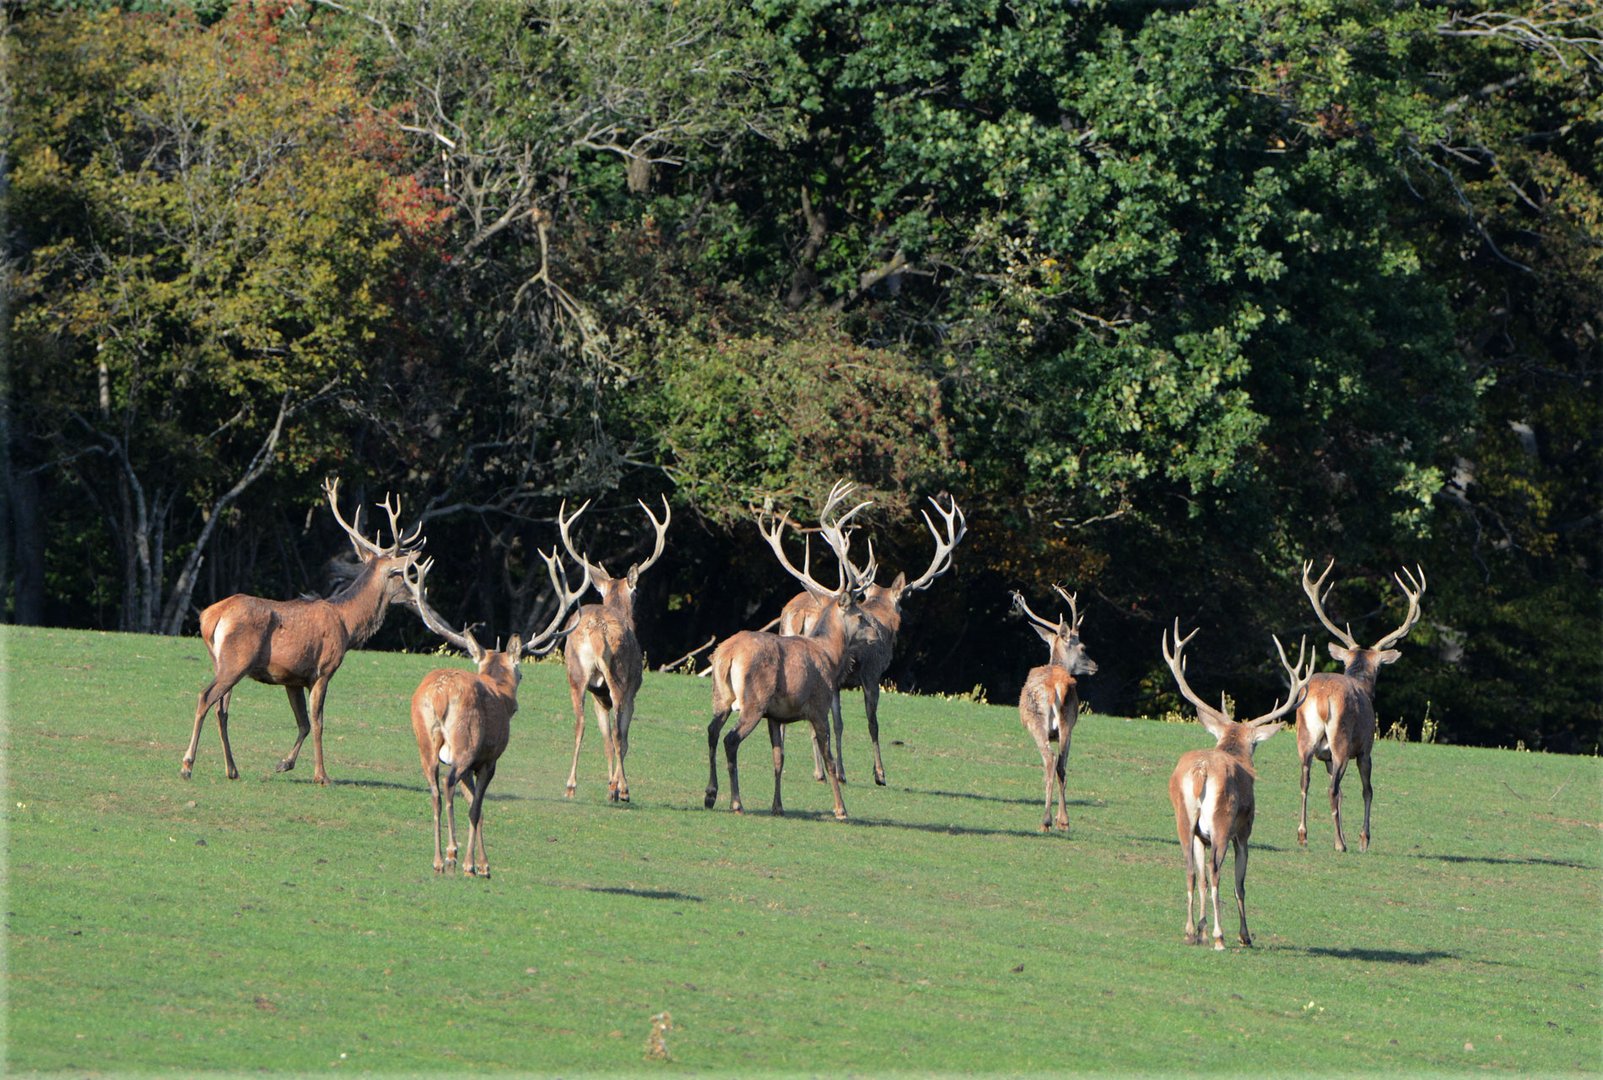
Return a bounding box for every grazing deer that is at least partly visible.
[779,484,966,785]
[1013,586,1098,833]
[406,552,587,877]
[182,478,423,785]
[557,495,672,802]
[704,496,872,820]
[1164,621,1312,949]
[1296,559,1426,852]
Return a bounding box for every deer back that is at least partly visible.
[412,651,521,770]
[1019,663,1079,738]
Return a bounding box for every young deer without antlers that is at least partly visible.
[705,497,872,820]
[1297,559,1426,852]
[558,496,672,803]
[1013,586,1098,833]
[1164,621,1312,950]
[406,552,588,876]
[779,483,966,785]
[183,478,423,786]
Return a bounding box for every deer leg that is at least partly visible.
[1357,752,1374,852]
[810,711,848,821]
[612,686,634,803]
[724,712,762,815]
[307,678,332,785]
[1329,757,1350,852]
[705,706,731,809]
[1186,833,1207,945]
[1054,728,1072,832]
[864,682,887,786]
[808,712,827,783]
[457,770,481,877]
[768,718,786,816]
[277,686,313,775]
[1232,837,1252,946]
[472,763,494,878]
[1208,841,1228,950]
[443,765,459,870]
[563,680,587,798]
[424,755,446,874]
[215,690,241,780]
[1297,751,1313,847]
[1038,738,1056,833]
[830,689,846,785]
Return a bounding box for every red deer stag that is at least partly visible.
[1296,559,1426,852]
[779,483,965,785]
[182,478,423,785]
[1164,621,1312,949]
[406,551,587,876]
[557,495,672,802]
[1013,586,1098,833]
[704,497,872,820]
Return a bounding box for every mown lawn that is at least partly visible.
[4,624,1598,1076]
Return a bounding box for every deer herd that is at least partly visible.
[182,477,1425,948]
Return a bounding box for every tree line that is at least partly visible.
[4,0,1598,751]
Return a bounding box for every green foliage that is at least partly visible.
[7,625,1601,1073]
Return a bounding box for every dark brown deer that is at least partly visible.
[557,495,671,802]
[1296,559,1426,852]
[182,478,423,785]
[704,496,872,820]
[1013,586,1098,833]
[778,483,965,785]
[406,551,587,876]
[1164,621,1312,949]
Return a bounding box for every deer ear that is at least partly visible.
[1328,642,1357,665]
[1375,648,1403,666]
[627,565,641,590]
[507,634,524,656]
[1032,623,1058,645]
[1252,721,1285,743]
[891,571,907,593]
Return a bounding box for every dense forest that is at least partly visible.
[4,0,1598,751]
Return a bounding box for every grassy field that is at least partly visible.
[4,623,1599,1077]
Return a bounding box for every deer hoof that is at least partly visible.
[874,773,887,787]
[180,765,193,780]
[313,774,331,786]
[1297,828,1307,846]
[274,759,294,773]
[618,791,630,804]
[1359,833,1370,852]
[1213,937,1226,952]
[703,791,717,809]
[833,809,848,821]
[608,789,620,803]
[1239,934,1253,947]
[1040,822,1052,833]
[1183,931,1199,945]
[564,785,576,799]
[226,767,240,780]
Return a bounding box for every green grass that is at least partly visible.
[4,624,1599,1077]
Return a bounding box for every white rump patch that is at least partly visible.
[438,744,454,766]
[209,617,232,658]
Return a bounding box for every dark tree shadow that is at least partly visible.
[1413,852,1595,870]
[897,786,1099,810]
[1293,946,1456,965]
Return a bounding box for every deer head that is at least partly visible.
[1162,619,1312,757]
[1301,559,1426,685]
[322,477,425,605]
[558,495,671,614]
[848,491,966,613]
[1012,585,1098,677]
[405,550,589,677]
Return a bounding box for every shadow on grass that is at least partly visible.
[659,801,1043,838]
[897,786,1100,810]
[1413,852,1596,870]
[582,885,704,903]
[1293,946,1457,965]
[322,776,531,801]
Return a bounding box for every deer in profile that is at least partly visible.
[557,495,671,803]
[405,551,587,877]
[1012,586,1098,833]
[1297,559,1426,852]
[182,478,424,786]
[779,483,965,785]
[1164,620,1311,950]
[704,496,872,820]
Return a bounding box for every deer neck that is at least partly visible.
[598,581,636,628]
[1213,728,1261,774]
[805,600,854,682]
[1337,653,1384,696]
[331,560,395,646]
[860,593,902,637]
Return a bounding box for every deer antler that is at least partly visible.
[324,477,423,559]
[759,490,870,598]
[1301,559,1359,650]
[1050,584,1085,632]
[521,549,592,657]
[901,494,966,594]
[1372,565,1427,650]
[630,495,672,580]
[557,499,606,584]
[404,558,484,662]
[1162,618,1229,731]
[1012,589,1064,634]
[1245,635,1313,726]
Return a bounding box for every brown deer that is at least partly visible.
[778,484,965,785]
[182,478,423,785]
[1164,620,1312,950]
[1013,586,1098,833]
[1296,559,1426,852]
[704,496,872,820]
[405,551,587,876]
[557,495,672,803]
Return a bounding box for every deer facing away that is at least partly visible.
[705,496,872,820]
[779,485,965,785]
[406,551,587,876]
[1296,559,1426,852]
[182,478,423,786]
[558,496,672,803]
[1164,620,1312,950]
[1013,586,1098,833]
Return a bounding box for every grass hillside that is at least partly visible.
[4,624,1598,1076]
